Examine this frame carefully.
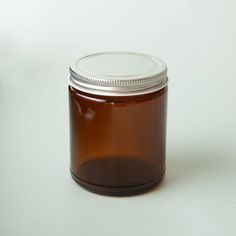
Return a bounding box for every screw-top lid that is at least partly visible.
[69,52,168,96]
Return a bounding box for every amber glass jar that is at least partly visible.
[69,52,168,196]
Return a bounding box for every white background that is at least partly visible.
[1,0,236,235]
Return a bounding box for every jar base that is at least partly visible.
[71,171,165,196]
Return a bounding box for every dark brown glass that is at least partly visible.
[69,86,168,196]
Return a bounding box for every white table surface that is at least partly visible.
[1,0,236,235]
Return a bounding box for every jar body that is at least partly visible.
[69,86,168,195]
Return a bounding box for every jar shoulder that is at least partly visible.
[69,86,167,103]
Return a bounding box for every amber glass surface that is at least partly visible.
[69,86,168,196]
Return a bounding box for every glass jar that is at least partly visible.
[68,52,168,196]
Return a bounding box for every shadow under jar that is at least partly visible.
[69,52,168,196]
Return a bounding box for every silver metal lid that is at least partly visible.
[69,52,168,96]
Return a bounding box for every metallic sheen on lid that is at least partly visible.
[69,52,168,96]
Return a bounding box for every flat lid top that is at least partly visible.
[71,52,167,80]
